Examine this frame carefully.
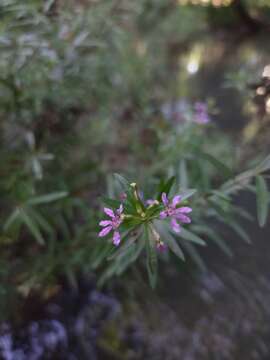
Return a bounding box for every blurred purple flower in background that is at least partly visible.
[98,205,124,246]
[161,99,211,125]
[160,193,192,233]
[194,102,211,124]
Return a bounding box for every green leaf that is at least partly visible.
[28,209,54,234]
[101,197,122,208]
[115,240,144,275]
[211,190,231,202]
[256,175,269,227]
[4,208,20,231]
[229,221,251,244]
[154,221,185,261]
[91,242,114,269]
[199,152,232,178]
[180,189,197,201]
[179,159,188,188]
[145,225,158,289]
[256,154,270,173]
[192,225,233,257]
[231,206,254,222]
[115,244,137,275]
[157,176,175,200]
[108,228,141,260]
[113,173,130,190]
[20,208,44,245]
[27,191,68,206]
[177,227,206,246]
[98,261,121,287]
[180,241,207,272]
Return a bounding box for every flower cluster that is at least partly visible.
[98,189,192,249]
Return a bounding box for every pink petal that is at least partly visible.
[104,207,115,218]
[99,220,112,227]
[113,231,121,246]
[171,218,181,233]
[161,192,169,206]
[177,206,192,214]
[176,214,191,223]
[160,210,168,219]
[98,226,112,237]
[146,199,155,205]
[172,195,181,208]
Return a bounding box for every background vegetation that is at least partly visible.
[1,0,270,322]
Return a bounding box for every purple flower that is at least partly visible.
[194,102,210,124]
[160,193,192,233]
[98,205,124,246]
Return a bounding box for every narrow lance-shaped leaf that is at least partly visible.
[256,175,269,227]
[229,221,251,244]
[20,208,44,245]
[4,208,20,231]
[177,227,206,246]
[179,159,188,189]
[157,176,175,200]
[27,191,68,206]
[192,224,233,258]
[113,173,130,191]
[101,197,121,209]
[116,240,145,276]
[180,241,207,272]
[145,225,158,289]
[108,228,142,261]
[180,189,197,202]
[154,221,185,261]
[28,208,54,234]
[199,152,232,178]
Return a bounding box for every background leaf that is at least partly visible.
[256,175,269,227]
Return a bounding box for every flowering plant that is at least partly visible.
[96,175,198,287]
[97,156,270,288]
